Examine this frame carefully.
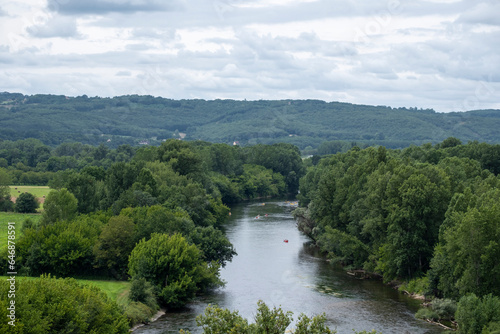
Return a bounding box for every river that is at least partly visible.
[135,200,442,334]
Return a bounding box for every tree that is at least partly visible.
[376,168,450,279]
[128,233,222,308]
[15,192,39,213]
[93,215,136,279]
[0,168,13,211]
[41,188,78,224]
[17,216,102,277]
[456,294,500,334]
[157,139,204,176]
[189,226,236,267]
[437,189,500,297]
[181,301,365,334]
[66,172,100,214]
[440,137,462,148]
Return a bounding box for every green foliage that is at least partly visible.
[128,277,158,311]
[191,304,252,333]
[189,226,237,267]
[41,188,78,224]
[16,216,103,276]
[431,298,457,320]
[186,301,332,334]
[15,192,39,213]
[0,275,129,334]
[415,298,457,323]
[415,308,439,321]
[483,322,500,334]
[128,233,222,308]
[0,168,13,211]
[398,276,429,296]
[238,164,286,199]
[93,215,136,279]
[456,294,500,334]
[253,300,293,333]
[317,226,369,268]
[182,301,381,334]
[297,140,500,292]
[124,301,158,327]
[121,205,195,241]
[3,93,500,150]
[294,313,335,334]
[429,187,500,298]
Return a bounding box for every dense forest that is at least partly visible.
[2,92,500,150]
[1,135,499,333]
[0,138,305,332]
[295,138,500,332]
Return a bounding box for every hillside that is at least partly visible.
[1,92,500,149]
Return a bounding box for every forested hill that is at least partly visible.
[1,92,500,149]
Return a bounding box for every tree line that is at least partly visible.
[295,138,500,333]
[0,139,305,332]
[2,92,500,150]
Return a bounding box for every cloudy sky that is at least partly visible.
[0,0,498,112]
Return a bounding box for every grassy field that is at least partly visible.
[76,279,131,304]
[9,185,51,198]
[9,185,51,210]
[0,275,130,303]
[0,212,41,249]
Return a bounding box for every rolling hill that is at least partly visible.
[1,92,500,149]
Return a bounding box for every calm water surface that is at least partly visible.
[135,200,442,334]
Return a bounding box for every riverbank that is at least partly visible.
[130,309,166,332]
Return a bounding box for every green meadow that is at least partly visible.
[9,185,51,198]
[9,185,51,210]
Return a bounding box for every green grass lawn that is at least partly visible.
[9,185,51,198]
[76,279,131,304]
[0,212,41,249]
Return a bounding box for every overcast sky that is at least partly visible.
[0,0,498,112]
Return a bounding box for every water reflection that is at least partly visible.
[135,200,441,334]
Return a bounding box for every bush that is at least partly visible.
[128,233,223,308]
[431,298,457,320]
[0,196,14,211]
[15,192,39,213]
[124,301,157,327]
[483,321,500,334]
[181,300,381,334]
[415,308,439,321]
[129,277,158,311]
[456,294,500,334]
[0,275,129,334]
[398,276,429,296]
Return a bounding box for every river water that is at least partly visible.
[135,200,442,334]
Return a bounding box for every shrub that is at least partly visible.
[415,308,439,321]
[124,301,157,327]
[129,277,158,311]
[15,192,39,213]
[456,294,500,334]
[0,275,129,333]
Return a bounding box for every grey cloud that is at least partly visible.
[116,70,132,76]
[26,16,79,38]
[47,0,183,15]
[456,1,500,26]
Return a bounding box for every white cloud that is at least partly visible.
[0,0,498,112]
[27,16,79,38]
